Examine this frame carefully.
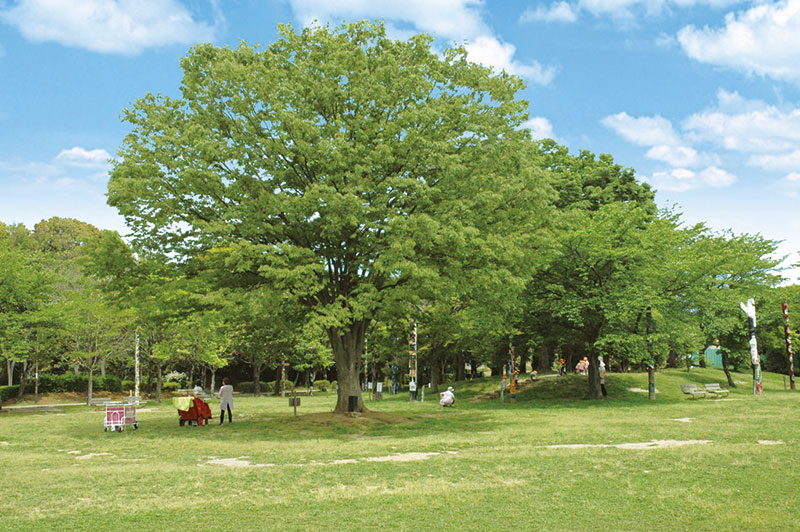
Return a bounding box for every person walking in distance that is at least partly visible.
[218,378,234,424]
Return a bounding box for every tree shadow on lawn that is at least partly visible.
[58,406,499,444]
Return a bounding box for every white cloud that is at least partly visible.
[522,116,555,140]
[698,165,735,187]
[677,0,800,83]
[464,36,556,84]
[289,0,488,40]
[645,165,735,191]
[56,147,111,166]
[0,0,216,55]
[684,89,800,153]
[787,172,800,181]
[749,150,800,172]
[601,112,681,147]
[645,144,699,166]
[578,0,744,19]
[520,2,579,23]
[288,0,555,84]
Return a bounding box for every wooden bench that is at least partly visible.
[704,383,729,397]
[680,384,707,399]
[89,397,114,407]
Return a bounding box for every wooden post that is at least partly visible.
[781,302,795,390]
[647,306,655,401]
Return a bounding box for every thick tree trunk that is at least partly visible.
[720,350,736,388]
[455,353,466,382]
[537,344,551,373]
[430,360,441,394]
[87,365,94,405]
[429,343,442,394]
[100,358,106,377]
[252,359,263,396]
[156,362,163,403]
[587,352,603,399]
[328,321,368,413]
[18,361,30,399]
[6,358,14,386]
[210,368,216,394]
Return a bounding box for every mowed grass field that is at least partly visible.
[1,368,799,532]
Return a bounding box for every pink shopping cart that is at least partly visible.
[104,402,138,432]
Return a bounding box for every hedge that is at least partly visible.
[237,381,269,394]
[0,385,21,401]
[313,379,331,392]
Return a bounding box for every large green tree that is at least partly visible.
[108,21,542,412]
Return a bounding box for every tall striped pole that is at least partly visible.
[508,338,516,399]
[740,299,762,395]
[134,327,140,400]
[781,302,795,390]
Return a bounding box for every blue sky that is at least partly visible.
[2,0,799,280]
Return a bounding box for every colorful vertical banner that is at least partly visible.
[408,323,417,381]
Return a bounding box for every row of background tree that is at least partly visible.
[1,141,793,403]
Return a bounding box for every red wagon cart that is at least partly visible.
[173,395,212,426]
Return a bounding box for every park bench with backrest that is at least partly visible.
[680,384,707,399]
[704,383,729,397]
[89,397,115,407]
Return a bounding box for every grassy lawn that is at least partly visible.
[1,368,798,531]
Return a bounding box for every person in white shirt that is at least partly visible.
[193,380,204,396]
[439,386,455,407]
[218,378,234,424]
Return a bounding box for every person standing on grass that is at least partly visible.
[599,357,608,397]
[218,378,234,424]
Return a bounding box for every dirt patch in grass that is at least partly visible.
[757,440,784,445]
[202,457,273,468]
[75,453,114,460]
[543,440,712,450]
[201,450,456,468]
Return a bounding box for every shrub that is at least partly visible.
[313,379,330,392]
[0,385,20,401]
[237,381,269,394]
[330,380,337,390]
[38,373,88,393]
[164,371,187,383]
[94,375,121,392]
[161,382,179,392]
[121,380,135,392]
